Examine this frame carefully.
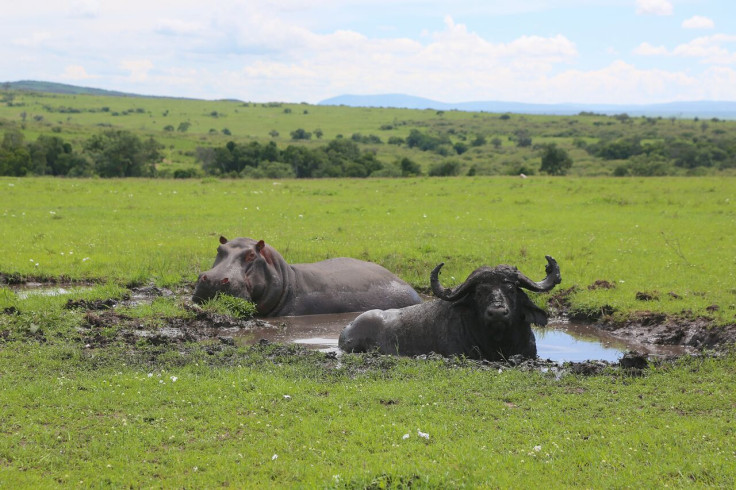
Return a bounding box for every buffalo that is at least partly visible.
[193,236,422,316]
[338,256,561,360]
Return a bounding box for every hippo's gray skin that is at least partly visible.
[339,256,561,361]
[193,236,422,316]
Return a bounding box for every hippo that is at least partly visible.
[192,236,422,316]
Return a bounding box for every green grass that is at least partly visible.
[1,343,734,487]
[1,176,734,323]
[1,176,735,487]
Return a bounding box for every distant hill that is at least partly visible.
[319,94,736,119]
[4,81,736,119]
[2,80,144,97]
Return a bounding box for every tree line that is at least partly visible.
[4,124,735,179]
[1,128,161,177]
[0,127,574,178]
[194,138,427,178]
[578,134,736,176]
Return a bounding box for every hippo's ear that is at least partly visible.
[520,294,548,327]
[219,236,228,244]
[256,240,265,253]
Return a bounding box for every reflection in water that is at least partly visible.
[535,323,624,363]
[232,312,689,363]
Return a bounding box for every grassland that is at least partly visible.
[3,88,736,177]
[1,174,735,484]
[2,176,734,323]
[2,341,735,488]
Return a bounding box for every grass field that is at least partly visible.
[2,176,734,322]
[1,176,735,487]
[3,88,736,177]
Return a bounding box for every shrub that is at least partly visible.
[428,160,461,176]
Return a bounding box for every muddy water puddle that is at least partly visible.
[5,284,693,361]
[13,283,94,299]
[540,320,688,362]
[232,312,355,354]
[231,312,690,363]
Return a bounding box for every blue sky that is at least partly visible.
[2,0,735,104]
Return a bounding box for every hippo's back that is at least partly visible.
[281,258,421,315]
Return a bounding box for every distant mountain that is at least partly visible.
[319,94,736,119]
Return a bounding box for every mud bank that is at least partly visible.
[5,281,736,366]
[596,311,736,350]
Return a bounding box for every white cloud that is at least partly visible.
[635,0,673,16]
[120,60,154,82]
[60,65,96,80]
[228,16,578,102]
[682,16,715,30]
[2,0,734,104]
[546,61,696,103]
[633,42,669,56]
[155,19,206,36]
[12,31,52,47]
[70,0,100,19]
[672,35,736,64]
[633,36,736,65]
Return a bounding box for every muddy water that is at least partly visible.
[6,284,691,362]
[540,320,688,362]
[236,312,690,363]
[13,283,93,299]
[233,312,357,353]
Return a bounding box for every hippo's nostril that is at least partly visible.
[221,278,229,285]
[202,274,208,282]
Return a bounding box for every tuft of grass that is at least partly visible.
[201,294,257,319]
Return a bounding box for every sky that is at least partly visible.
[2,0,736,104]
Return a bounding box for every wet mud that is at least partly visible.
[5,281,736,369]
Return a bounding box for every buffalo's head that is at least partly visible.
[430,256,561,340]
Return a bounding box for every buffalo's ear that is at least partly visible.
[519,293,548,327]
[256,240,265,253]
[219,236,228,244]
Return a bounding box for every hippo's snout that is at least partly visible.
[201,274,230,285]
[192,273,240,304]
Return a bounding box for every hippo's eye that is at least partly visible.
[244,250,256,262]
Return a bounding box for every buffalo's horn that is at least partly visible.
[430,263,451,299]
[431,263,494,302]
[516,255,561,292]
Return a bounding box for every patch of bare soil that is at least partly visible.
[0,272,99,287]
[79,307,274,348]
[596,311,736,351]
